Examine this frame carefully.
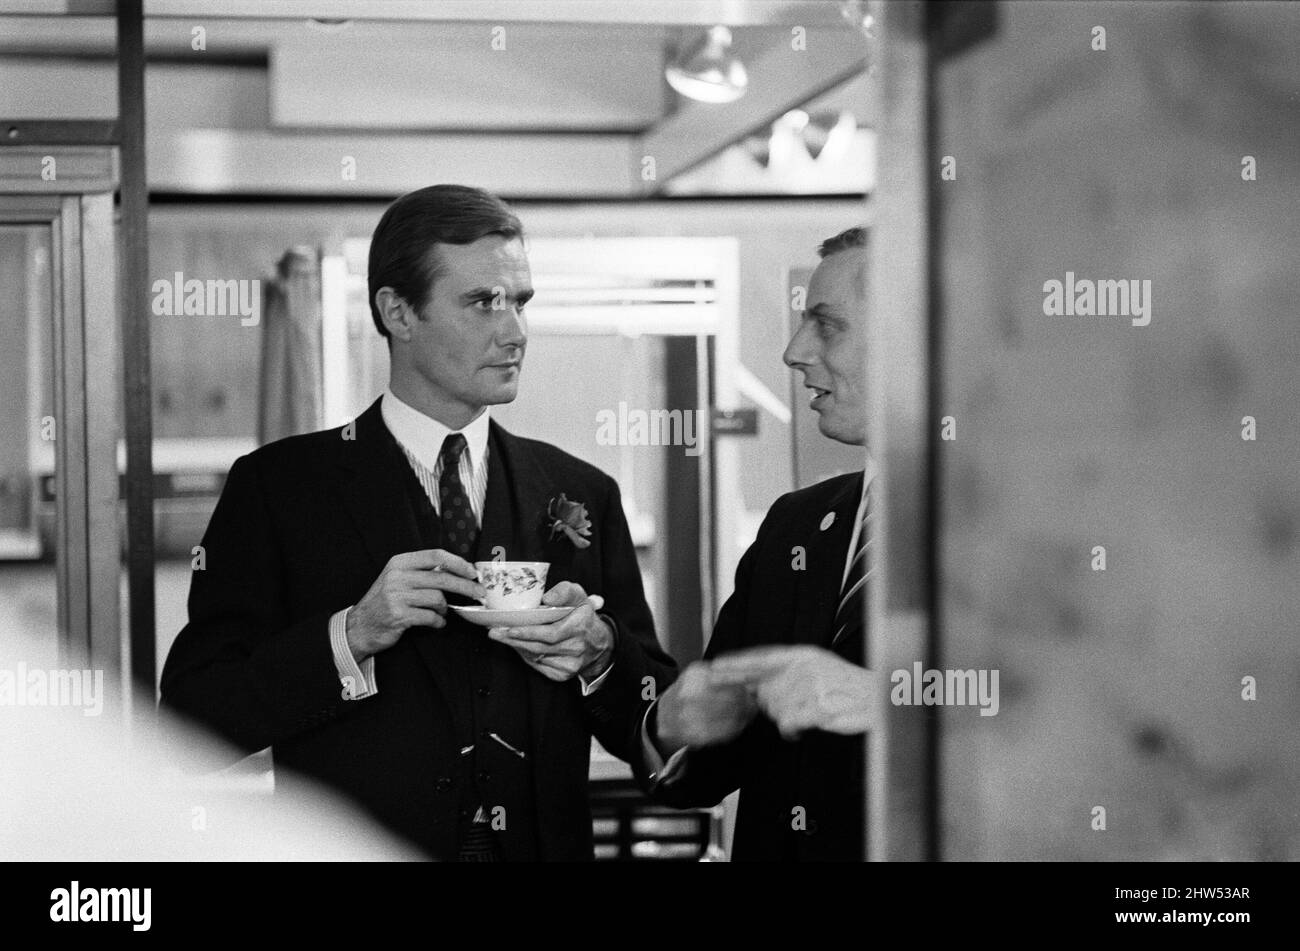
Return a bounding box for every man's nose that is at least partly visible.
[783,321,816,368]
[499,305,527,347]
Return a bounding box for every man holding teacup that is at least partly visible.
[162,185,677,861]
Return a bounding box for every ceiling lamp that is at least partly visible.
[666,26,748,104]
[839,0,876,36]
[743,132,772,169]
[802,110,857,161]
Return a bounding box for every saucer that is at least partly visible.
[450,605,576,628]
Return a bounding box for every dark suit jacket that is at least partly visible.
[633,471,866,861]
[160,398,677,860]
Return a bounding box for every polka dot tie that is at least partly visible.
[438,433,478,558]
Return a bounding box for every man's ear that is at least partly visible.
[374,286,415,343]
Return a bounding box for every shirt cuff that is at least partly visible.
[329,607,377,701]
[578,660,614,697]
[640,699,688,786]
[577,612,619,696]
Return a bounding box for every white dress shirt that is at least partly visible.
[381,388,492,522]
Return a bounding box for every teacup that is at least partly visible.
[474,561,550,611]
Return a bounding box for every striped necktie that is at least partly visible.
[831,484,872,648]
[438,433,479,558]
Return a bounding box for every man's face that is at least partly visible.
[782,248,868,446]
[406,235,533,416]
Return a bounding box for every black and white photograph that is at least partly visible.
[0,0,1296,931]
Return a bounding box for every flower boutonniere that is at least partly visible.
[546,493,593,549]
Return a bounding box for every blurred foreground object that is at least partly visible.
[0,632,420,861]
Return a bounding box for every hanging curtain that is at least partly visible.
[258,246,323,445]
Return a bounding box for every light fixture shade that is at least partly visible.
[839,0,876,36]
[666,25,748,104]
[802,110,856,161]
[742,132,772,169]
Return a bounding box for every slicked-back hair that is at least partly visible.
[368,184,524,340]
[817,225,868,259]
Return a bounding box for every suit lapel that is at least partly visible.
[477,423,556,565]
[792,472,864,651]
[336,399,421,574]
[335,397,462,712]
[482,423,566,754]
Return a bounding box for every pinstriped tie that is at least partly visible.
[831,486,872,647]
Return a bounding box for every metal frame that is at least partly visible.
[0,176,119,687]
[0,0,154,716]
[0,120,119,147]
[118,0,156,702]
[0,140,117,191]
[0,0,853,26]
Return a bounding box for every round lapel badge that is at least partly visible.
[820,512,836,531]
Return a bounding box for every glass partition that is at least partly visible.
[0,222,57,670]
[0,154,121,720]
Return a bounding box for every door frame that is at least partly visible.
[0,145,120,693]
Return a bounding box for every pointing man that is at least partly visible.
[635,226,879,861]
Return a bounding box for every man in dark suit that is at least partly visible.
[161,185,676,861]
[635,225,878,862]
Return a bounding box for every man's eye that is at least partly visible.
[472,298,495,311]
